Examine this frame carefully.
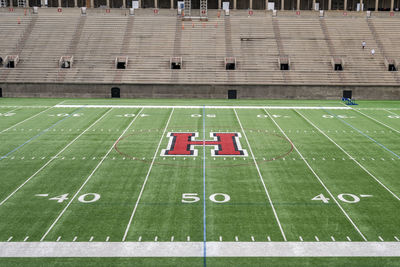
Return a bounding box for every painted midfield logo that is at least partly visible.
[160,132,248,157]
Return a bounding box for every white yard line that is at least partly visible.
[0,109,113,206]
[295,110,400,202]
[264,109,368,241]
[122,108,175,242]
[0,242,399,257]
[40,108,144,241]
[2,107,20,114]
[384,109,400,116]
[233,109,287,241]
[55,104,351,110]
[351,108,400,134]
[0,106,54,134]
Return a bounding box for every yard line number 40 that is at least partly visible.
[312,193,373,204]
[35,193,100,203]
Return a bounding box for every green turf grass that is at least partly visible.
[0,98,399,265]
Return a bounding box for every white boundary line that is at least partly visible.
[350,108,400,134]
[0,108,113,206]
[122,108,175,241]
[55,104,351,110]
[1,242,399,257]
[264,108,368,241]
[0,106,54,134]
[233,109,287,241]
[294,110,400,202]
[40,108,144,241]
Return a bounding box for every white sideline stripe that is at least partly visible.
[0,242,399,257]
[0,109,113,206]
[122,108,175,242]
[0,106,52,108]
[55,104,351,110]
[264,109,367,241]
[40,108,144,241]
[0,106,54,134]
[351,108,400,134]
[295,110,400,202]
[233,109,287,241]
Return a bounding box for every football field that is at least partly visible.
[0,98,399,266]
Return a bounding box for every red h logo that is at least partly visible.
[161,132,248,157]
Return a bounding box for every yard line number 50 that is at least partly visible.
[182,193,230,203]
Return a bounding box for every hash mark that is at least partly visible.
[187,236,190,242]
[171,236,174,242]
[395,236,399,242]
[346,236,351,242]
[379,236,384,242]
[331,236,335,242]
[155,236,158,242]
[73,236,77,242]
[219,236,222,242]
[267,236,271,242]
[23,236,29,242]
[7,236,13,242]
[251,236,255,242]
[315,236,319,241]
[56,236,61,242]
[106,236,110,242]
[138,236,142,242]
[299,236,303,242]
[89,236,94,242]
[235,236,238,242]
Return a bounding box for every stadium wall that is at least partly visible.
[1,83,399,99]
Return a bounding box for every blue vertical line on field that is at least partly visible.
[202,105,207,267]
[0,106,86,161]
[324,109,400,159]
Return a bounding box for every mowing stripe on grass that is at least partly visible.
[324,109,400,160]
[295,110,400,202]
[1,242,399,257]
[0,106,85,161]
[233,109,287,241]
[264,109,368,241]
[0,106,54,135]
[122,108,175,242]
[351,108,400,134]
[0,108,113,206]
[202,105,207,267]
[40,108,144,242]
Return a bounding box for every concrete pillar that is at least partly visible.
[154,0,157,8]
[171,0,174,9]
[312,0,315,10]
[123,0,126,8]
[58,0,61,7]
[74,0,77,7]
[343,0,346,10]
[281,0,284,9]
[296,0,300,10]
[360,0,363,10]
[218,0,221,9]
[9,0,13,7]
[265,0,268,9]
[250,0,252,9]
[26,0,29,7]
[234,0,236,9]
[90,0,94,8]
[375,0,378,10]
[390,0,394,10]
